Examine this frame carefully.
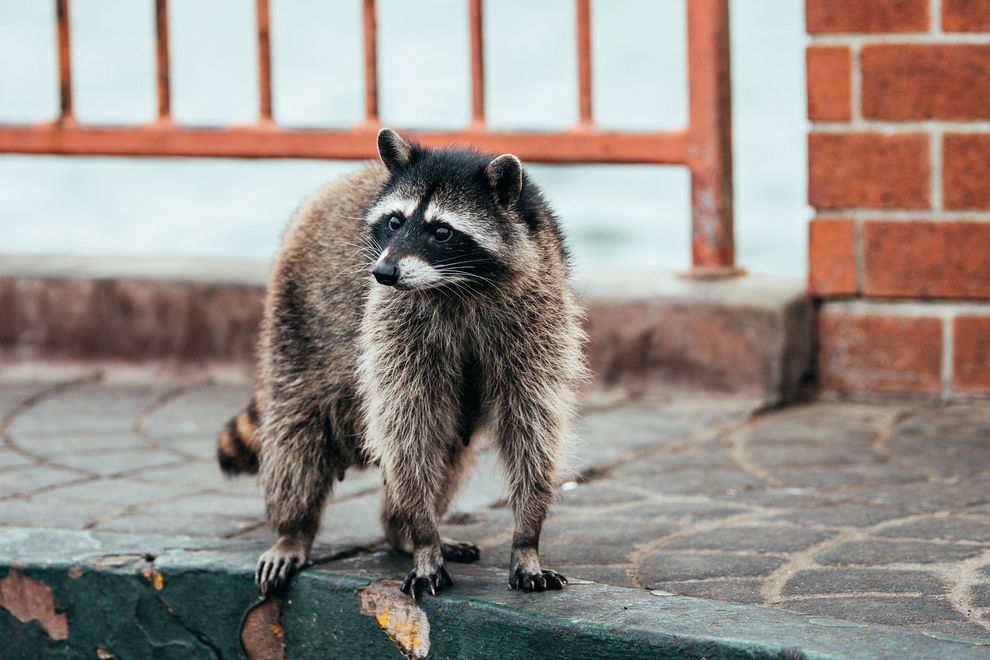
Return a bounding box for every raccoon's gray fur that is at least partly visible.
[218,128,586,599]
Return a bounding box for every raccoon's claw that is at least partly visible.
[400,564,454,599]
[509,568,567,592]
[255,546,305,596]
[441,540,481,563]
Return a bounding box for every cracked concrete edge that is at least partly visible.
[1,528,988,660]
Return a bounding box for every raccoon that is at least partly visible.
[218,128,586,599]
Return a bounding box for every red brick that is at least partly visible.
[953,316,990,392]
[942,0,990,32]
[944,133,990,209]
[863,221,990,299]
[862,45,990,120]
[818,313,942,393]
[809,217,857,296]
[806,0,929,33]
[807,46,851,121]
[808,133,929,210]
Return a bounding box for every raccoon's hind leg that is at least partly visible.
[256,414,339,596]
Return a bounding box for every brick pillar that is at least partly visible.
[806,0,990,397]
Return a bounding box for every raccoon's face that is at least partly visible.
[363,129,532,293]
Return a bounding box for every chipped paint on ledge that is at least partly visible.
[0,568,68,640]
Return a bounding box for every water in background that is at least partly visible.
[0,0,810,276]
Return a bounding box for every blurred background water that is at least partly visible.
[0,0,809,276]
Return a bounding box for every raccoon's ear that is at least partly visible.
[485,154,523,208]
[377,128,414,172]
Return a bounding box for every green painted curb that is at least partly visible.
[1,528,987,659]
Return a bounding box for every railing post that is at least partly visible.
[55,0,73,124]
[155,0,171,122]
[686,0,738,277]
[255,0,273,122]
[362,0,379,125]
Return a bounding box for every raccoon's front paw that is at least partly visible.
[441,539,481,563]
[509,567,567,592]
[400,563,454,599]
[255,541,308,596]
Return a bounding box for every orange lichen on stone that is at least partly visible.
[0,568,69,640]
[359,580,431,659]
[140,562,164,590]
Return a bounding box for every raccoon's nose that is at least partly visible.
[372,262,400,286]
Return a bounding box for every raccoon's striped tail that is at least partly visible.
[217,398,261,475]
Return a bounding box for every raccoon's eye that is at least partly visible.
[387,216,404,231]
[432,225,452,242]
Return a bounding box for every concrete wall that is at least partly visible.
[806,0,990,397]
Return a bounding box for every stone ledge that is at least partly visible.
[1,528,987,660]
[0,255,811,404]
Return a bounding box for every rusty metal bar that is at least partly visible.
[0,123,689,164]
[686,0,736,275]
[575,0,592,126]
[362,0,379,123]
[55,0,73,122]
[8,0,737,276]
[256,0,273,121]
[468,0,485,126]
[155,0,171,120]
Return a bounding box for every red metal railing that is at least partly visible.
[0,0,736,275]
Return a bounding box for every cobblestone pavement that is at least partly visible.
[2,367,990,641]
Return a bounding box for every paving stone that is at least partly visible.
[609,450,737,477]
[0,382,52,420]
[155,435,216,460]
[639,552,786,584]
[448,450,505,511]
[557,482,646,507]
[715,488,833,509]
[847,481,990,513]
[780,596,965,625]
[782,568,947,596]
[128,459,228,488]
[0,497,125,529]
[745,414,878,447]
[8,383,171,434]
[816,540,983,565]
[0,449,34,470]
[53,448,183,477]
[665,525,835,553]
[12,430,151,456]
[771,503,914,527]
[614,500,750,522]
[888,408,990,478]
[315,494,388,548]
[137,493,264,519]
[35,477,196,505]
[971,583,990,608]
[630,469,767,496]
[544,516,678,548]
[875,517,990,543]
[0,465,87,497]
[142,383,252,439]
[772,464,923,491]
[540,516,679,566]
[746,444,884,469]
[653,579,766,604]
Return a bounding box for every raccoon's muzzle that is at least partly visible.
[372,262,399,286]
